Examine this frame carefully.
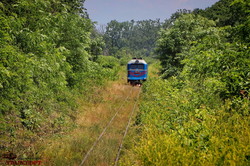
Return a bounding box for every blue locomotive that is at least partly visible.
[127,58,148,85]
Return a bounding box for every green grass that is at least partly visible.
[119,71,250,165]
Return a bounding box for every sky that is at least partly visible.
[85,0,220,25]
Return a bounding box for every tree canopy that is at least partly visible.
[103,19,162,57]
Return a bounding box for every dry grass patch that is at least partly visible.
[40,79,140,166]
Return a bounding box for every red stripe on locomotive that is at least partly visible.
[129,71,147,77]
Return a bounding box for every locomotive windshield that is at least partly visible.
[130,64,144,69]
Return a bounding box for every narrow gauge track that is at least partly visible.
[79,86,141,166]
[114,88,141,166]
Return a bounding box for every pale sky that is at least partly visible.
[85,0,219,25]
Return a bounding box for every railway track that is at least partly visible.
[79,86,141,166]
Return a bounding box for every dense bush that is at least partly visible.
[96,55,120,81]
[0,0,119,156]
[156,14,216,78]
[178,25,249,98]
[121,0,250,165]
[121,77,249,165]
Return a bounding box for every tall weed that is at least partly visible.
[121,78,249,165]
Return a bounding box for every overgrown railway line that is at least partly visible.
[79,85,141,166]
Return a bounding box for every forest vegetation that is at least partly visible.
[0,0,249,165]
[0,0,119,159]
[120,0,250,165]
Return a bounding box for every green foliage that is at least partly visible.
[182,39,250,98]
[197,0,249,27]
[230,0,250,44]
[88,28,106,61]
[121,1,250,165]
[104,19,162,56]
[156,14,216,78]
[198,0,235,26]
[0,0,119,156]
[96,55,120,81]
[162,9,192,29]
[114,48,133,65]
[121,78,249,165]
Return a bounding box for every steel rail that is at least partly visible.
[79,87,133,166]
[114,88,141,166]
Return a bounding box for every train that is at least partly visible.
[127,58,148,85]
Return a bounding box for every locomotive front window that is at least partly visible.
[130,64,144,69]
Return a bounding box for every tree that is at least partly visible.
[156,14,215,78]
[163,9,192,29]
[88,27,105,61]
[104,19,161,56]
[196,0,249,27]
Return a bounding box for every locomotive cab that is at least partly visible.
[127,58,148,85]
